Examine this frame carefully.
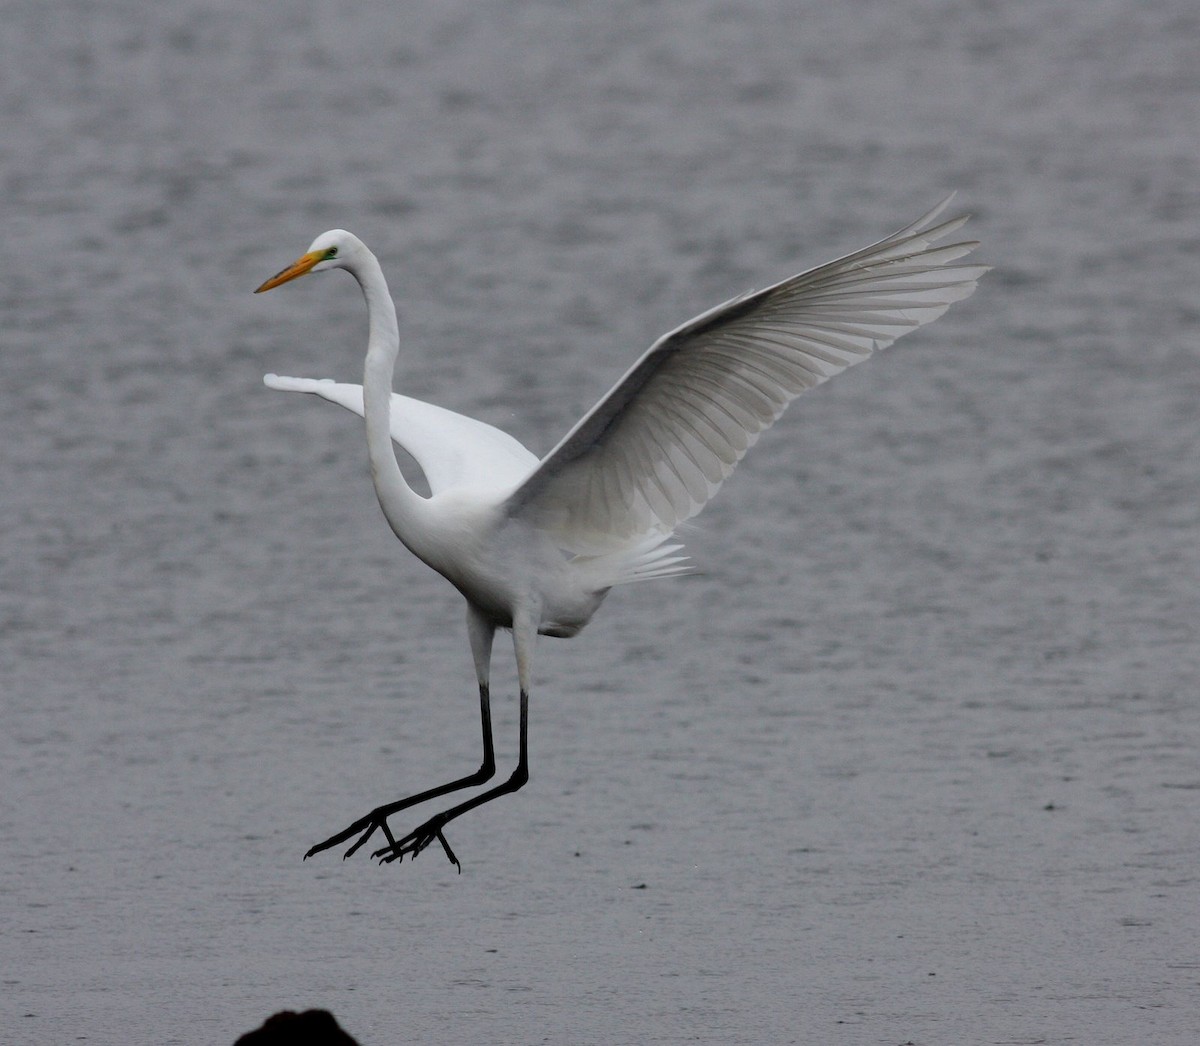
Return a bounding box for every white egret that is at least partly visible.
[255,196,986,870]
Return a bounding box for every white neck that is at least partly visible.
[348,249,428,549]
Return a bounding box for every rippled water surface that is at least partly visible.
[4,1,1199,1043]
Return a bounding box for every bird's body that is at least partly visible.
[255,198,986,869]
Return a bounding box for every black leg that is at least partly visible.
[371,686,530,871]
[303,683,497,860]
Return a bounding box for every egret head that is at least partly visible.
[255,229,364,293]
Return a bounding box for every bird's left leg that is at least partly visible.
[303,607,498,861]
[371,605,537,870]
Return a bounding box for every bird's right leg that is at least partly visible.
[303,607,497,861]
[370,602,539,870]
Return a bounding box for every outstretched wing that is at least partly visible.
[504,196,988,553]
[263,376,538,496]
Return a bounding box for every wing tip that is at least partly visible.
[263,374,336,392]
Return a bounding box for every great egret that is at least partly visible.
[255,196,986,870]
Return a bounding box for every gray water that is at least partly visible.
[3,1,1199,1042]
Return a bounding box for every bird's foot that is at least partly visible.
[372,815,461,872]
[304,809,396,862]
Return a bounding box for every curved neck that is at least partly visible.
[350,251,426,547]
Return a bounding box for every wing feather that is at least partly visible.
[262,375,538,496]
[504,196,987,553]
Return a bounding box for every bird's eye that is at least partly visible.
[325,246,339,259]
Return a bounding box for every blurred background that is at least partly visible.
[3,1,1198,1042]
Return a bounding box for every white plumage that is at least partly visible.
[256,195,987,869]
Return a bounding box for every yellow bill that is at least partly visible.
[255,250,325,293]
